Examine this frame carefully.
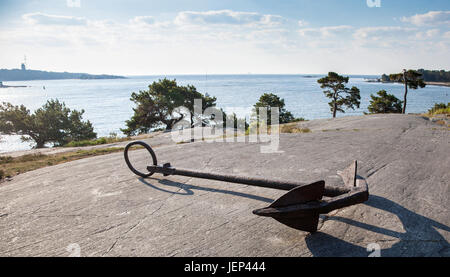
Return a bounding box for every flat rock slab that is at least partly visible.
[0,114,449,256]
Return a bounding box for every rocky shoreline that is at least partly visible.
[0,114,449,256]
[425,82,450,87]
[364,79,450,88]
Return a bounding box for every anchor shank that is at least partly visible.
[148,165,303,191]
[148,165,354,195]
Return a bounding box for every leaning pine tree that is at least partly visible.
[389,70,426,114]
[317,72,361,118]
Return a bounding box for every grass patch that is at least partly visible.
[0,156,14,164]
[280,124,311,134]
[434,120,447,126]
[243,122,312,135]
[176,140,192,144]
[0,147,127,180]
[64,134,131,147]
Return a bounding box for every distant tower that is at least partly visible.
[21,55,27,70]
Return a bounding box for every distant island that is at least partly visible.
[0,64,126,81]
[0,81,27,88]
[367,69,450,87]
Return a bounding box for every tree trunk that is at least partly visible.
[332,93,337,118]
[29,133,45,149]
[402,71,408,114]
[35,141,45,149]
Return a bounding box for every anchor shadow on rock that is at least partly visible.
[305,195,450,257]
[138,177,274,203]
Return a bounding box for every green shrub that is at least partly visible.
[96,137,107,144]
[428,103,450,115]
[253,93,298,124]
[291,117,307,122]
[367,90,403,114]
[65,137,105,147]
[65,139,98,147]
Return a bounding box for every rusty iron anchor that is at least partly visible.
[124,141,369,233]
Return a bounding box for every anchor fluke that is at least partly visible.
[252,181,325,232]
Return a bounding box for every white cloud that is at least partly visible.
[130,16,155,25]
[298,20,308,27]
[299,25,353,38]
[353,26,417,40]
[401,11,450,26]
[415,29,440,40]
[174,10,284,27]
[66,0,81,8]
[128,16,173,30]
[23,12,87,26]
[351,26,445,50]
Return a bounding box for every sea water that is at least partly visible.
[0,74,449,153]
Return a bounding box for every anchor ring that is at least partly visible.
[124,141,157,178]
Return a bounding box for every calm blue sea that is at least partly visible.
[1,74,449,153]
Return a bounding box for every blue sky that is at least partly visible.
[0,0,449,75]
